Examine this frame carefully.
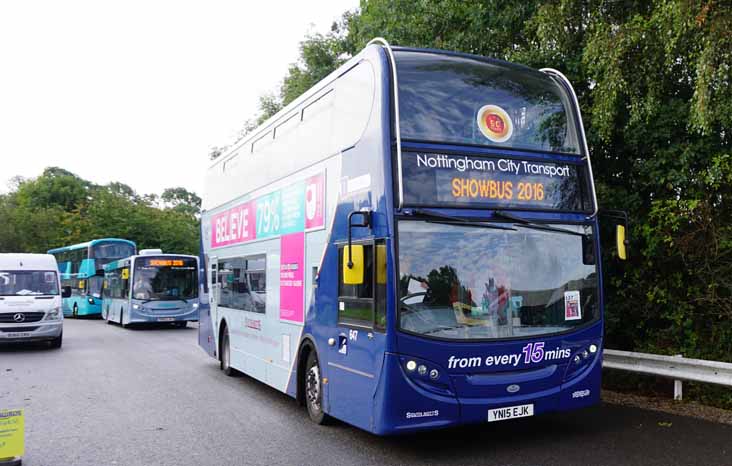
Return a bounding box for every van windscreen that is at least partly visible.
[0,270,59,296]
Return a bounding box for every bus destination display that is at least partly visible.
[146,259,195,268]
[401,151,588,211]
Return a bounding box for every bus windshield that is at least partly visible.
[87,276,104,298]
[132,258,198,301]
[398,221,597,340]
[395,50,580,154]
[0,271,59,296]
[91,242,135,267]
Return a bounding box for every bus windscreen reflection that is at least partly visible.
[398,220,598,340]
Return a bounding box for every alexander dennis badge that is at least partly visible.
[0,409,24,461]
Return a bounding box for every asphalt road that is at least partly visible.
[1,319,730,466]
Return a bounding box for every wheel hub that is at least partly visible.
[306,365,321,412]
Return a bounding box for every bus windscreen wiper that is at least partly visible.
[411,209,516,231]
[491,211,586,237]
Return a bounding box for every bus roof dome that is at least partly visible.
[139,249,163,256]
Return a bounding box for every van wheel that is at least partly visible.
[72,304,78,318]
[220,327,237,377]
[305,351,330,425]
[50,332,62,349]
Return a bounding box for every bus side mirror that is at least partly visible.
[344,210,372,286]
[600,209,630,261]
[62,286,72,298]
[616,225,628,260]
[343,245,365,285]
[376,244,387,285]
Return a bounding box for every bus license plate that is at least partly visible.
[6,332,31,338]
[158,317,175,322]
[488,404,534,422]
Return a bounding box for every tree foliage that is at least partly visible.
[0,168,200,256]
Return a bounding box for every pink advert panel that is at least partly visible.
[279,232,305,323]
[211,200,257,248]
[304,173,325,230]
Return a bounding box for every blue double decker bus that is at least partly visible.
[198,40,625,435]
[48,239,137,317]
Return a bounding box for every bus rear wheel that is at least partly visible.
[305,351,330,425]
[220,327,237,377]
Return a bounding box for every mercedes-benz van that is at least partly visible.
[0,253,69,348]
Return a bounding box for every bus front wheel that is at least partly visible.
[305,351,330,425]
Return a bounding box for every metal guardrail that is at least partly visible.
[603,349,732,400]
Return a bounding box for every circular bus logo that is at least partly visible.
[477,104,513,143]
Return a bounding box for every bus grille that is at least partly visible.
[1,326,40,332]
[0,312,46,323]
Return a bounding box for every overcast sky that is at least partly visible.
[0,0,358,196]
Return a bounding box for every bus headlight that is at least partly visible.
[87,297,95,304]
[45,307,62,321]
[132,304,141,310]
[405,360,417,372]
[192,303,199,310]
[589,344,598,354]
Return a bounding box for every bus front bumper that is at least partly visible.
[370,352,601,435]
[127,307,199,324]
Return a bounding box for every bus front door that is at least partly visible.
[326,242,386,431]
[327,323,385,431]
[209,258,220,355]
[198,256,218,357]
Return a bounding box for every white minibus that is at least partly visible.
[0,254,69,348]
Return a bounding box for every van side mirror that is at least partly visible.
[343,245,365,285]
[62,286,72,298]
[616,225,628,260]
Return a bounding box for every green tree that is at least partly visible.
[0,169,200,256]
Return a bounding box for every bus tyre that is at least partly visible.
[305,351,330,425]
[50,332,62,349]
[220,327,237,377]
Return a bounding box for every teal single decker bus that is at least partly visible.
[48,239,137,317]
